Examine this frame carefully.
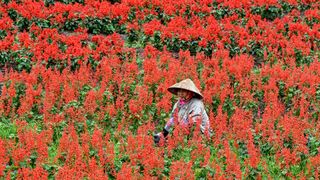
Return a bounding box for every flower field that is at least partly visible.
[0,0,319,179]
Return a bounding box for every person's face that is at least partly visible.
[177,89,194,101]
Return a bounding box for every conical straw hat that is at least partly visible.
[168,78,203,99]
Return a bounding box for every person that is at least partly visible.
[154,78,211,144]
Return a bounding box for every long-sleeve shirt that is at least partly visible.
[164,98,211,134]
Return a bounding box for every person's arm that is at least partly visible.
[163,117,174,136]
[154,102,178,144]
[163,102,178,134]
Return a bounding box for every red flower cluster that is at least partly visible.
[0,0,319,178]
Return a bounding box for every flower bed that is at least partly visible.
[0,0,319,179]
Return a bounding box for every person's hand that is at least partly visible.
[153,132,162,144]
[153,128,170,145]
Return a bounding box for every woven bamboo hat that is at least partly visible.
[168,78,203,99]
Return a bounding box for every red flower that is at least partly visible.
[143,19,162,36]
[0,139,8,176]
